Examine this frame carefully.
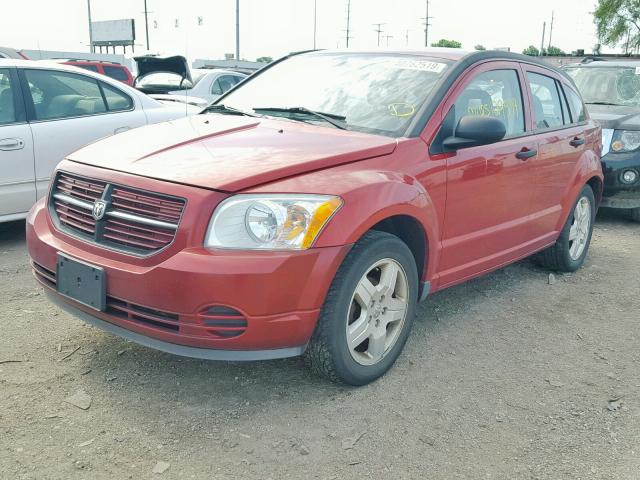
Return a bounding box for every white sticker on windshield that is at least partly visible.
[393,60,447,73]
[635,66,640,75]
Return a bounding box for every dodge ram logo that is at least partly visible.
[92,200,107,221]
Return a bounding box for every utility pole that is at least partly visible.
[86,0,94,53]
[345,0,352,48]
[405,29,410,46]
[384,34,393,47]
[540,21,546,56]
[422,0,433,47]
[547,10,554,49]
[143,0,150,51]
[313,0,317,49]
[373,23,385,47]
[236,0,240,60]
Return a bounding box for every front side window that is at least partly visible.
[453,69,525,137]
[77,64,99,72]
[527,72,565,130]
[25,69,107,120]
[0,69,16,124]
[219,52,451,137]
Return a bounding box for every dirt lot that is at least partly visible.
[1,211,639,480]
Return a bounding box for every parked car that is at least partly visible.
[564,61,640,221]
[0,46,28,59]
[59,59,134,86]
[0,59,197,222]
[133,55,246,106]
[27,50,603,385]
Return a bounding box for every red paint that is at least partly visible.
[27,54,603,354]
[63,60,134,86]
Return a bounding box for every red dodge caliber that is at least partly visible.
[27,50,603,385]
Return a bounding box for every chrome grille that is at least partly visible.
[50,172,186,255]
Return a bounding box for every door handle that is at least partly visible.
[515,148,537,160]
[569,137,585,147]
[114,126,131,135]
[0,138,25,151]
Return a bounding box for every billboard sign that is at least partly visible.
[91,19,135,46]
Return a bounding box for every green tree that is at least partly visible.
[522,45,540,56]
[474,44,486,51]
[431,39,462,48]
[256,56,273,63]
[546,45,566,56]
[594,0,640,52]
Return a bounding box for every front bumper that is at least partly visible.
[601,151,640,208]
[27,197,350,359]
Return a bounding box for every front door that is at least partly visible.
[435,63,538,287]
[0,67,35,219]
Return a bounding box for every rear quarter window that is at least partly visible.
[103,65,129,82]
[563,85,586,123]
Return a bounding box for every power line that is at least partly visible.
[373,22,385,47]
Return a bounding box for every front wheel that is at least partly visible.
[535,185,596,272]
[304,230,418,385]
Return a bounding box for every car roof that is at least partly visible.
[193,68,248,76]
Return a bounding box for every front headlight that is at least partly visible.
[611,130,640,153]
[205,194,343,250]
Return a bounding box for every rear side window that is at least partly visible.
[103,65,129,82]
[453,69,525,137]
[563,86,586,123]
[211,75,241,95]
[24,69,107,120]
[0,69,17,124]
[77,64,99,72]
[100,82,133,111]
[526,72,566,129]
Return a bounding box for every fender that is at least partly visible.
[555,142,603,232]
[248,168,441,282]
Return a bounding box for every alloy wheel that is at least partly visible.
[568,196,591,261]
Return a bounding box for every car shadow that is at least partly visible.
[0,219,26,248]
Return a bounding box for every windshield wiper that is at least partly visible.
[202,104,260,117]
[253,106,347,130]
[585,101,625,106]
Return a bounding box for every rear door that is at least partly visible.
[522,66,586,240]
[433,61,538,285]
[19,68,147,200]
[0,67,35,218]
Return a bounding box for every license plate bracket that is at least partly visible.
[56,253,106,311]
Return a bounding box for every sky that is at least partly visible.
[0,0,609,61]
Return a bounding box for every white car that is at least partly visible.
[0,59,196,223]
[167,69,247,105]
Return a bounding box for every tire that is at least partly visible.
[535,185,596,272]
[304,230,419,386]
[631,208,640,223]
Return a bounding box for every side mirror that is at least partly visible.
[443,115,507,151]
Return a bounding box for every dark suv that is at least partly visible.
[565,60,640,221]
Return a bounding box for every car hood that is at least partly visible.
[587,104,640,130]
[67,114,398,192]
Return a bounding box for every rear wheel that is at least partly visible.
[535,185,595,272]
[304,230,418,385]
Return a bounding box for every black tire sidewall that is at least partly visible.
[323,233,418,385]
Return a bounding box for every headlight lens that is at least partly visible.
[611,130,640,152]
[205,194,343,250]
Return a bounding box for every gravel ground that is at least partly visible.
[1,211,639,480]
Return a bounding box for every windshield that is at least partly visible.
[217,52,451,137]
[564,66,640,107]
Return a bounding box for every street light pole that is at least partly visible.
[87,0,94,53]
[143,0,150,50]
[313,0,317,49]
[236,0,240,60]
